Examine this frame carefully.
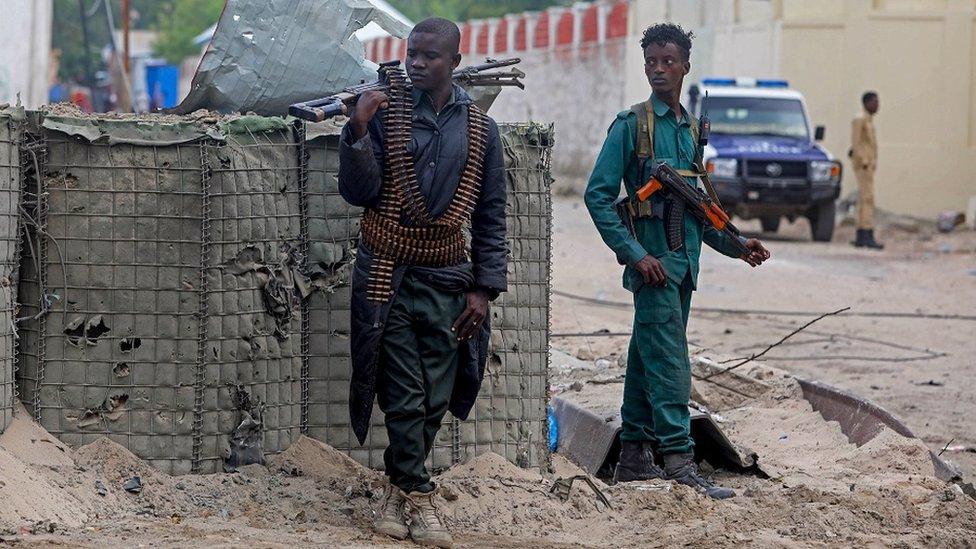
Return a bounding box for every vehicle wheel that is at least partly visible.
[808,202,836,242]
[760,216,781,233]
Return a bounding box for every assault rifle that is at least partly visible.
[288,58,524,122]
[636,162,751,258]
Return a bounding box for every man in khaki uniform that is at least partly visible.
[850,91,883,249]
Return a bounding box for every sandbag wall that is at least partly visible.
[16,114,303,473]
[303,123,554,471]
[0,108,23,434]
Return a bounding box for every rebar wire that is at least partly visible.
[697,308,851,381]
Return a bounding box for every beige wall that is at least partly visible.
[627,0,976,217]
[0,0,52,107]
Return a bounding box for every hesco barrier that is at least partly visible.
[16,113,304,473]
[0,108,23,434]
[15,111,552,474]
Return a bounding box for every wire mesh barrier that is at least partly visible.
[14,112,552,474]
[0,109,23,434]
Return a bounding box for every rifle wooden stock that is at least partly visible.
[636,163,751,257]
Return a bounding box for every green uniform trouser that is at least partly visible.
[621,273,695,455]
[377,271,466,493]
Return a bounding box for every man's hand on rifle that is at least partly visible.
[635,255,668,287]
[741,238,770,267]
[350,90,389,140]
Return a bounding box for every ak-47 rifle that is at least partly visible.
[288,58,525,122]
[636,162,751,258]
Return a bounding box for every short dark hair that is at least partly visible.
[411,17,461,54]
[640,23,694,61]
[862,91,878,105]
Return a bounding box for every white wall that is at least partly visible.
[0,0,52,107]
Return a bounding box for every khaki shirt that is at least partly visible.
[851,111,877,169]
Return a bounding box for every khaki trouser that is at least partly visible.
[854,165,875,230]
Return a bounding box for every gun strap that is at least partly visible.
[696,162,725,209]
[632,100,704,178]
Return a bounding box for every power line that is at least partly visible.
[552,289,976,321]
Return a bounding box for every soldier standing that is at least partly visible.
[337,17,507,549]
[584,23,769,499]
[851,91,883,249]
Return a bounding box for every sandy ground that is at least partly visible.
[3,383,975,548]
[2,196,975,547]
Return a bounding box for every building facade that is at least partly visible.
[364,0,976,218]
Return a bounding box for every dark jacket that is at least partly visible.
[337,85,507,444]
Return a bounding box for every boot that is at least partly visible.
[663,453,735,500]
[613,440,664,483]
[372,483,409,540]
[863,229,884,250]
[405,490,453,549]
[851,228,867,248]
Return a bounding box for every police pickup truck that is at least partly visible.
[697,78,841,242]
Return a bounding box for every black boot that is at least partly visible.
[863,229,884,250]
[851,229,867,248]
[663,453,735,499]
[613,440,664,483]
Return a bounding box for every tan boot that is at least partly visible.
[372,484,409,540]
[405,491,453,549]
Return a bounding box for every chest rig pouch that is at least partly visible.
[614,101,702,256]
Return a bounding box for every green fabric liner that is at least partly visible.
[41,115,226,146]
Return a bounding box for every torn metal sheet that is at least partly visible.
[551,396,755,479]
[796,377,962,482]
[225,385,266,472]
[172,0,411,116]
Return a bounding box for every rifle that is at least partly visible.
[288,58,525,122]
[636,162,751,258]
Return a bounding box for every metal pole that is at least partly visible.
[77,0,95,90]
[121,0,131,76]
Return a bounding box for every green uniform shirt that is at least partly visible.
[584,94,745,292]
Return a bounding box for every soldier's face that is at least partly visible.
[406,32,461,92]
[644,42,690,97]
[865,96,879,114]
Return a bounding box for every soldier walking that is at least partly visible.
[851,91,883,249]
[337,17,507,548]
[584,23,769,499]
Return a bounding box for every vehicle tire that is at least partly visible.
[808,201,836,242]
[760,216,781,233]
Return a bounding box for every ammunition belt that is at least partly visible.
[361,65,490,302]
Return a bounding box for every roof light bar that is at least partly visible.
[702,77,790,88]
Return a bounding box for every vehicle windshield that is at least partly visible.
[703,96,809,139]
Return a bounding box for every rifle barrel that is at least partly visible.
[289,57,524,122]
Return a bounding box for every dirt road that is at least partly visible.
[551,196,976,474]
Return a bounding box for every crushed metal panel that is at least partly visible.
[551,397,617,475]
[172,0,411,116]
[797,377,962,482]
[552,396,756,477]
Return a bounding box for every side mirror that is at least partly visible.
[814,125,825,141]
